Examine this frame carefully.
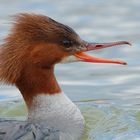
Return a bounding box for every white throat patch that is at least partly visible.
[60,55,80,63]
[28,93,85,140]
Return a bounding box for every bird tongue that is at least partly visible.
[74,41,131,65]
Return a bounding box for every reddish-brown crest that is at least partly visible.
[0,13,79,107]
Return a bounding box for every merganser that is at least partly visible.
[0,13,130,140]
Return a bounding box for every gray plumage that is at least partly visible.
[0,119,59,140]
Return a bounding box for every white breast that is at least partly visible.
[28,93,85,140]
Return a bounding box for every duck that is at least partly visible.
[0,13,130,140]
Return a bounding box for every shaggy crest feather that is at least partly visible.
[0,13,78,84]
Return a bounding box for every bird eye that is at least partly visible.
[62,39,73,48]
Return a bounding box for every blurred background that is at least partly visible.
[0,0,140,139]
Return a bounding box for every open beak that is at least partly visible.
[74,41,131,65]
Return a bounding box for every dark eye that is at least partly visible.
[62,39,73,48]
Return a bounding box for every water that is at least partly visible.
[0,0,140,139]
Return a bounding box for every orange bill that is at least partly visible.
[74,41,131,65]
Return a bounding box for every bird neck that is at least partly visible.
[16,66,84,139]
[16,66,61,108]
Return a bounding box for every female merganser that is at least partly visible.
[0,13,130,140]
